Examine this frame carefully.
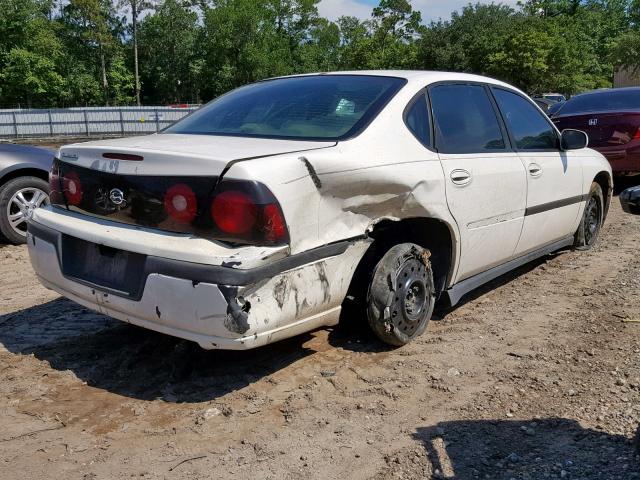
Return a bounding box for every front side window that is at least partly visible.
[430,84,506,154]
[493,88,558,150]
[405,93,431,147]
[165,75,407,141]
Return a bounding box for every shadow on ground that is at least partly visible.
[0,298,328,403]
[414,418,639,479]
[0,250,565,403]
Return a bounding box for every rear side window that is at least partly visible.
[493,88,558,150]
[430,84,506,154]
[405,93,431,147]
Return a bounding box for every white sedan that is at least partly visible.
[27,71,612,349]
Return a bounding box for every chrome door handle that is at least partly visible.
[450,169,472,186]
[528,163,543,177]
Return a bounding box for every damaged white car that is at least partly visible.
[27,72,612,350]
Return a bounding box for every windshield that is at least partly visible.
[556,89,640,116]
[164,75,407,141]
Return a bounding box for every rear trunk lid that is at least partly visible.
[58,133,335,176]
[553,112,640,148]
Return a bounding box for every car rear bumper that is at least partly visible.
[27,217,369,350]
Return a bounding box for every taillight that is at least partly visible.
[211,190,258,234]
[50,158,288,246]
[62,171,83,206]
[633,127,640,140]
[209,181,289,245]
[164,183,197,224]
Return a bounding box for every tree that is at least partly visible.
[297,17,341,72]
[370,0,422,67]
[1,0,637,107]
[200,0,325,98]
[520,0,582,17]
[0,0,67,106]
[610,30,640,73]
[419,2,615,95]
[418,3,520,74]
[62,0,123,104]
[138,0,200,103]
[119,0,153,105]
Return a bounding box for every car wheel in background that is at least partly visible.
[0,176,50,245]
[573,182,604,251]
[366,243,435,346]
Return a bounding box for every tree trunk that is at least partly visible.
[100,44,109,106]
[132,1,141,106]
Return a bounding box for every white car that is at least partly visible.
[27,71,612,350]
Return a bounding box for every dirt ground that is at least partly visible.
[1,199,639,480]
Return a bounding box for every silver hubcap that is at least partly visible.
[7,187,49,237]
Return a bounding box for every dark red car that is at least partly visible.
[552,87,640,175]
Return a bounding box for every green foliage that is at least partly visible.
[138,0,200,103]
[420,1,630,95]
[61,0,134,105]
[1,0,640,107]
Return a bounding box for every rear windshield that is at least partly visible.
[164,75,406,141]
[556,89,640,116]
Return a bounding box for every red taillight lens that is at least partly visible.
[211,190,258,234]
[62,171,83,205]
[633,127,640,140]
[262,203,287,242]
[164,183,197,224]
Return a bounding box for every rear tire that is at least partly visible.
[366,243,435,346]
[0,176,50,245]
[573,182,603,250]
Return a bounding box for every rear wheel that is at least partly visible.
[0,176,50,245]
[573,182,603,250]
[366,243,435,346]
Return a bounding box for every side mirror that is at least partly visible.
[620,186,640,215]
[560,129,588,150]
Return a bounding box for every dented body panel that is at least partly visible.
[27,71,612,349]
[28,213,369,349]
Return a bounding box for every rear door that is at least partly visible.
[491,87,584,256]
[430,83,527,281]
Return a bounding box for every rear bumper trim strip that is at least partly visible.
[27,220,360,299]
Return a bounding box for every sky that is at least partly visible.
[317,0,521,23]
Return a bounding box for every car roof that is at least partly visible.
[572,86,640,98]
[266,70,518,91]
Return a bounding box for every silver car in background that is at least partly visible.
[0,144,52,244]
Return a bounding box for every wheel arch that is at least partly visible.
[0,166,49,187]
[593,170,612,219]
[344,216,458,310]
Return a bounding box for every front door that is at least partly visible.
[430,83,528,282]
[490,87,584,256]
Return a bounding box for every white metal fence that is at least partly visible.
[0,106,199,139]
